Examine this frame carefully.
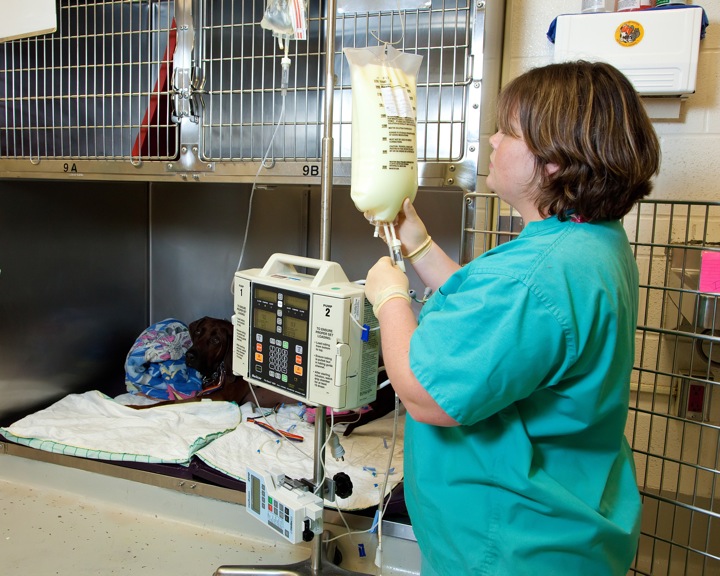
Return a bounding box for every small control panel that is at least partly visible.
[246,468,323,544]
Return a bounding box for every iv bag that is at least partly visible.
[345,45,423,224]
[260,0,307,41]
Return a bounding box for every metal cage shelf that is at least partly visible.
[1,0,499,187]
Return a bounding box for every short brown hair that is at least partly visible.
[496,61,661,222]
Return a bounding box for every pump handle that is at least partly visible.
[259,253,350,287]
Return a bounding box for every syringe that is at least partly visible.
[384,223,406,272]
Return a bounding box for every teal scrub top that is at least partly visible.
[407,216,641,576]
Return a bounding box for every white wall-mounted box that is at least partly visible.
[553,7,703,97]
[0,0,56,43]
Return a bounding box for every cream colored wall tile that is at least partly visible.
[651,135,720,200]
[504,0,720,203]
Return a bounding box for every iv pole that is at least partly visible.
[214,0,374,574]
[312,0,337,564]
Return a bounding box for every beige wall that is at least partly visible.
[502,0,720,202]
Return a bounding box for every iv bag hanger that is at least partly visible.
[369,4,406,53]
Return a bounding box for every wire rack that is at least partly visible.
[0,0,177,161]
[1,0,485,185]
[463,194,720,576]
[196,0,473,162]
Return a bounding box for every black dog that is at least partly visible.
[184,316,286,407]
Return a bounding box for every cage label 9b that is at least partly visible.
[302,164,320,177]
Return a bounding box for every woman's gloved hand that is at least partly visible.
[365,257,411,316]
[365,198,431,260]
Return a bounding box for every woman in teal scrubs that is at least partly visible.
[364,61,661,576]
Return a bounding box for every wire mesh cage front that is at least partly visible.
[463,194,720,576]
[194,0,476,162]
[1,0,481,180]
[626,200,720,576]
[0,0,177,161]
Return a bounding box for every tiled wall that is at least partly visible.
[502,0,720,203]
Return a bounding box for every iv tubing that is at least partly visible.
[375,392,400,570]
[232,93,287,280]
[233,40,292,282]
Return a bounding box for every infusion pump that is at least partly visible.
[232,254,379,410]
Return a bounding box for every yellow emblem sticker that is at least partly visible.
[616,21,644,47]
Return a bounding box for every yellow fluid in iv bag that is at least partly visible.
[345,45,423,224]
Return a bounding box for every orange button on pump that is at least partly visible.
[294,365,303,376]
[255,352,263,362]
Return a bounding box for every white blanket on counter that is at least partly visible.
[196,403,405,511]
[0,390,241,464]
[0,391,405,511]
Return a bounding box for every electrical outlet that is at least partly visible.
[678,379,709,421]
[687,383,706,414]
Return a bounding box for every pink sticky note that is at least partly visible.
[699,251,720,294]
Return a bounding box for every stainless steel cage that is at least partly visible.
[1,0,500,187]
[627,199,720,576]
[0,0,177,162]
[463,194,720,576]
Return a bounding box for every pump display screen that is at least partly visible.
[250,284,310,397]
[283,317,307,341]
[255,288,277,304]
[251,474,261,514]
[285,294,308,311]
[254,308,277,333]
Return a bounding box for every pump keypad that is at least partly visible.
[250,285,309,396]
[268,341,289,380]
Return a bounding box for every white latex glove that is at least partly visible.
[365,257,411,316]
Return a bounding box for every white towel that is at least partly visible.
[0,390,240,464]
[196,403,405,511]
